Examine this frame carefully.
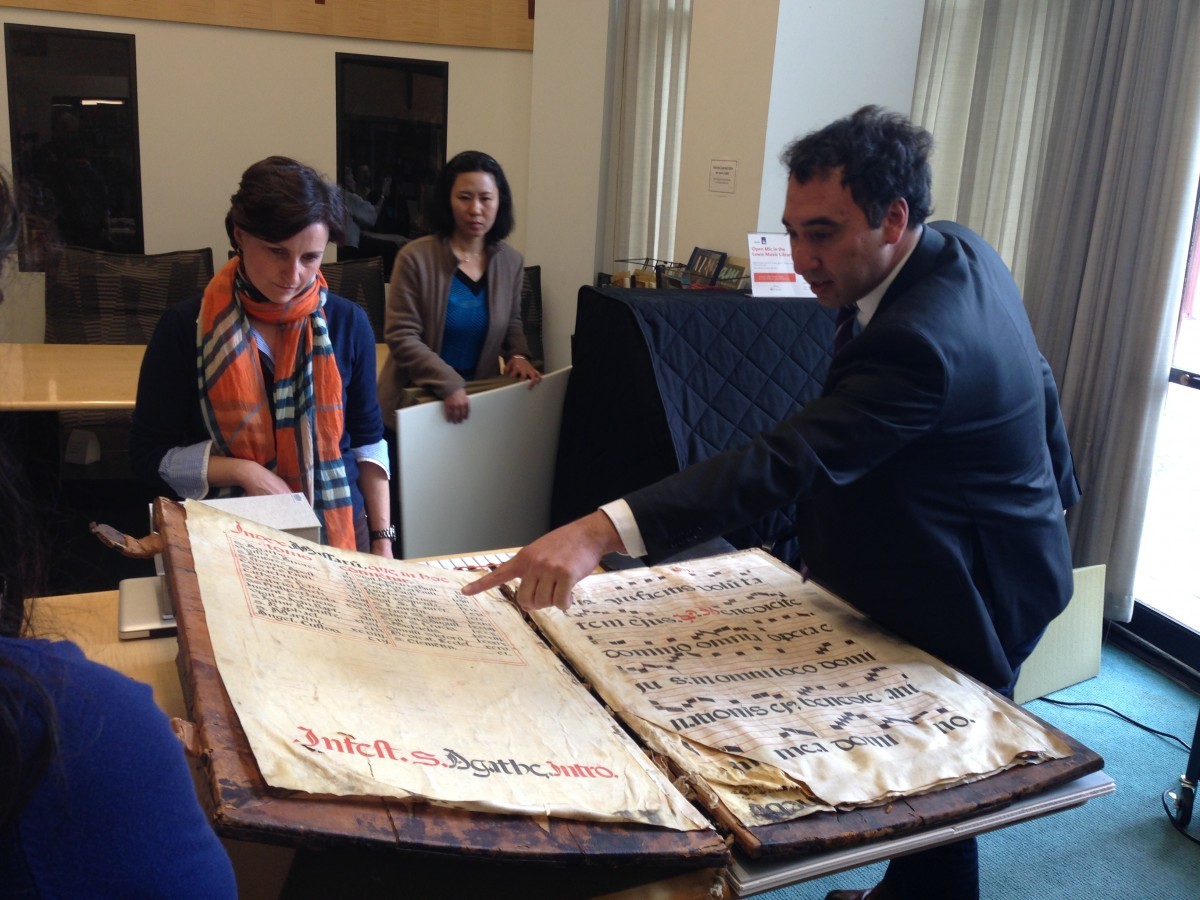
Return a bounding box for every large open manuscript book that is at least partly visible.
[163,499,1101,866]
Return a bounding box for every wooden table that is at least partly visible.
[0,342,391,412]
[0,343,148,412]
[27,589,185,717]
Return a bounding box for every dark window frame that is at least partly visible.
[4,23,143,270]
[334,52,448,269]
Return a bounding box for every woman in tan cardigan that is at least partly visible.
[378,150,540,424]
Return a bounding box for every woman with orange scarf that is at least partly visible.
[131,157,393,557]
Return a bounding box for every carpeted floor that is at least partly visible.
[756,637,1200,898]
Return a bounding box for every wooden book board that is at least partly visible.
[156,498,1103,870]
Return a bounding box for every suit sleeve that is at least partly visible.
[626,322,948,562]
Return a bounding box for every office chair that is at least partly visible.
[322,256,386,343]
[43,245,215,473]
[521,264,544,370]
[44,245,215,345]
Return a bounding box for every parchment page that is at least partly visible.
[182,500,707,831]
[532,550,1072,827]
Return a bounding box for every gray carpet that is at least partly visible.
[756,638,1200,899]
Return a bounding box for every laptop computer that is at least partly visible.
[117,575,176,641]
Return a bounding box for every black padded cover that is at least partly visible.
[552,285,835,559]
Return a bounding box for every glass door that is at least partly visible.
[1130,188,1200,670]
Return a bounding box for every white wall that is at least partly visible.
[526,1,614,372]
[0,3,930,358]
[674,0,782,267]
[674,0,926,265]
[0,9,532,342]
[756,0,927,231]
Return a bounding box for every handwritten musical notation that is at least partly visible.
[540,552,980,775]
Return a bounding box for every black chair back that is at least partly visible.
[322,256,386,343]
[521,265,544,369]
[43,245,215,462]
[44,245,215,345]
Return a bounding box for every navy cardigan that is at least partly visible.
[130,291,384,517]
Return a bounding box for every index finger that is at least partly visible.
[462,558,518,595]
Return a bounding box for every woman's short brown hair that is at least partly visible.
[224,156,346,250]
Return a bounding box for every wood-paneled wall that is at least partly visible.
[0,0,534,51]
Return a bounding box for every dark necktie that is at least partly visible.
[833,303,859,356]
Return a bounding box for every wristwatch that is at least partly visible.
[369,526,396,542]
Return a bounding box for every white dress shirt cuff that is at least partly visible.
[159,440,213,500]
[599,499,646,559]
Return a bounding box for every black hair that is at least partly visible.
[224,156,346,251]
[425,150,515,244]
[0,449,54,832]
[0,167,57,832]
[781,105,933,229]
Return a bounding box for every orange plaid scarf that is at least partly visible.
[197,256,355,550]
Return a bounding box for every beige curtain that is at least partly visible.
[913,0,1200,620]
[601,0,692,270]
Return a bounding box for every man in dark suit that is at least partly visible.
[465,106,1080,900]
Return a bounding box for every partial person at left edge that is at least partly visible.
[130,156,395,557]
[0,168,237,896]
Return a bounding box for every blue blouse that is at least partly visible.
[440,270,489,377]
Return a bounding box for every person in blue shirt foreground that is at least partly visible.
[0,169,237,897]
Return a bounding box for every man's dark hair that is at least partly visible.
[225,156,346,250]
[782,105,933,228]
[425,150,515,244]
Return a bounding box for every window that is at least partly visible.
[4,24,143,270]
[1129,180,1200,672]
[335,53,447,274]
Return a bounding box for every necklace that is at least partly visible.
[450,241,483,264]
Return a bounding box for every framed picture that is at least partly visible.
[686,247,727,286]
[716,260,746,289]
